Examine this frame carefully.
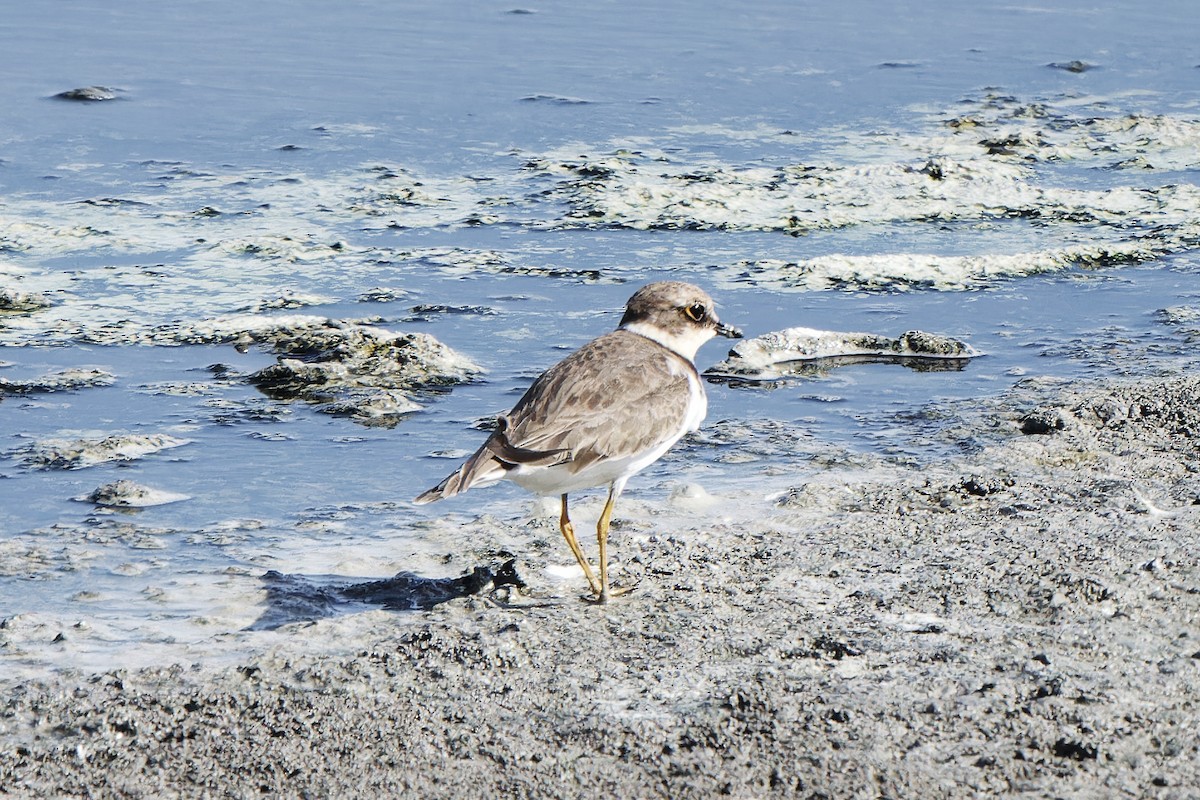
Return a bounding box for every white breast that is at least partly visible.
[681,359,707,433]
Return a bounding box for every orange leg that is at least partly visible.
[596,484,619,604]
[559,494,601,597]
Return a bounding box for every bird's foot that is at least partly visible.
[585,584,634,604]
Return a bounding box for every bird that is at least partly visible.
[414,281,742,603]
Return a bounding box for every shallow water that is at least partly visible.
[2,0,1199,676]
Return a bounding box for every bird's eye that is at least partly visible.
[684,303,707,323]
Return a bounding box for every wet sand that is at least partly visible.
[2,373,1199,798]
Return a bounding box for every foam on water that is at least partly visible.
[2,95,1199,349]
[731,245,1162,292]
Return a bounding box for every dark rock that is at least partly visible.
[961,476,1009,496]
[1048,60,1094,73]
[1019,409,1064,435]
[1052,739,1098,760]
[53,86,120,101]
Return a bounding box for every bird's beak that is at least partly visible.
[715,321,743,339]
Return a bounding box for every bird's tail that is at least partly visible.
[413,420,570,505]
[412,448,501,504]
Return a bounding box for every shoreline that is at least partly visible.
[3,372,1199,798]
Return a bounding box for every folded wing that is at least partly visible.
[413,330,695,504]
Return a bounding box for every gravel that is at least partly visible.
[2,374,1198,799]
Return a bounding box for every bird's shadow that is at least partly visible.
[247,559,526,630]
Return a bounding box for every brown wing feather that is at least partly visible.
[414,329,695,503]
[503,330,695,471]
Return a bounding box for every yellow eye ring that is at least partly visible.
[684,303,707,322]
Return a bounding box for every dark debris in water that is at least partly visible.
[250,560,525,629]
[206,398,292,426]
[1047,60,1095,73]
[403,304,499,323]
[519,94,592,105]
[74,197,151,208]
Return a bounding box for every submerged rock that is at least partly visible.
[0,368,115,394]
[357,287,411,303]
[16,433,192,470]
[53,86,120,102]
[1156,305,1200,340]
[74,480,191,508]
[244,291,337,312]
[403,304,498,323]
[707,327,979,381]
[316,389,424,425]
[1048,60,1095,73]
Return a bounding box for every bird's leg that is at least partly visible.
[596,484,619,604]
[559,493,602,597]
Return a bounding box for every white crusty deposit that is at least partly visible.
[13,433,192,470]
[74,479,191,508]
[0,368,116,394]
[708,327,980,380]
[729,243,1164,292]
[0,92,1198,352]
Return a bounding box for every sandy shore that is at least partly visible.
[2,373,1199,798]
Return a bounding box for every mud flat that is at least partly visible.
[2,372,1199,798]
